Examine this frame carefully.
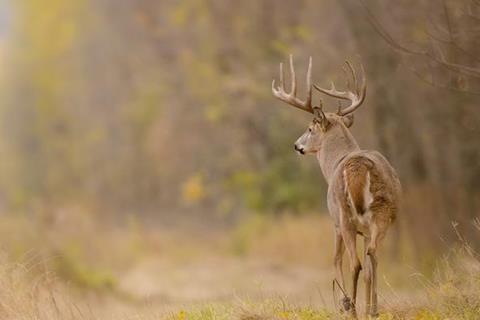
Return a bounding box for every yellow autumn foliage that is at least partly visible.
[181,173,206,204]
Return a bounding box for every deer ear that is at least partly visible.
[321,118,331,131]
[313,107,330,131]
[341,114,354,128]
[314,117,330,132]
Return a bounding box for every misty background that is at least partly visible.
[0,0,478,306]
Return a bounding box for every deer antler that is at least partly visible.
[272,55,314,114]
[313,61,367,116]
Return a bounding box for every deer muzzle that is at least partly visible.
[294,144,305,155]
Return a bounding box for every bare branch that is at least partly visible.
[360,0,480,92]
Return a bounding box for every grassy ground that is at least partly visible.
[0,210,478,319]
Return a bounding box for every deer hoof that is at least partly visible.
[341,296,352,311]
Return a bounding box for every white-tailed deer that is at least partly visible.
[272,55,401,318]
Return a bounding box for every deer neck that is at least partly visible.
[316,125,360,184]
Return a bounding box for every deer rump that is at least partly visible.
[343,151,396,224]
[342,156,375,217]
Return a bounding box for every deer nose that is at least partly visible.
[294,144,305,154]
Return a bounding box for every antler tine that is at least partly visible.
[313,60,367,116]
[342,66,351,91]
[317,81,351,101]
[345,61,358,94]
[279,62,285,90]
[272,55,314,114]
[306,56,312,107]
[290,55,297,96]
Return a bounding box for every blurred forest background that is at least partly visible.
[0,0,478,318]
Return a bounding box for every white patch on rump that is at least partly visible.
[363,171,373,210]
[344,169,374,236]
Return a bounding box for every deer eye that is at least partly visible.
[308,128,312,132]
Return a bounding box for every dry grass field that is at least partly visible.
[0,211,477,319]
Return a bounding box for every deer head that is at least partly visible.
[272,55,366,155]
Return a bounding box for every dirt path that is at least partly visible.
[86,255,424,318]
[118,256,335,307]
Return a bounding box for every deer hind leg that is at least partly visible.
[367,246,378,317]
[363,236,372,317]
[367,223,385,317]
[334,231,346,290]
[340,222,361,317]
